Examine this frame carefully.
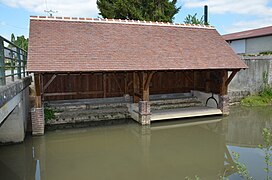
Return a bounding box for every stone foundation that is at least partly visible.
[219,95,229,115]
[138,101,151,125]
[31,107,44,135]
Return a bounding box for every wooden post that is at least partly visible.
[32,73,45,135]
[141,72,148,101]
[124,72,128,94]
[103,73,107,98]
[219,70,230,115]
[34,73,42,108]
[141,71,155,101]
[133,72,140,103]
[220,70,228,95]
[205,71,210,93]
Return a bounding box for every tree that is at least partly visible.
[184,13,206,25]
[10,33,29,51]
[96,0,181,23]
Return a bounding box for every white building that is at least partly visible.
[223,26,272,54]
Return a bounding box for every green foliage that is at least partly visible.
[259,51,272,56]
[44,107,56,123]
[241,85,272,106]
[186,128,272,179]
[232,152,253,179]
[10,33,28,51]
[184,13,207,25]
[241,95,271,106]
[185,175,201,180]
[258,128,272,180]
[96,0,181,22]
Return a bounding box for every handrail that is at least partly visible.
[0,35,28,86]
[0,36,27,53]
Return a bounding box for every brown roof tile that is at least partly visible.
[223,26,272,41]
[27,16,247,72]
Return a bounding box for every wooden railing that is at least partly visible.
[0,36,28,86]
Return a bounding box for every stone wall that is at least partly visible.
[229,55,272,102]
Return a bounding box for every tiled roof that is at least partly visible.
[223,26,272,41]
[27,16,247,72]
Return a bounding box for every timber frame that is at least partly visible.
[33,69,240,107]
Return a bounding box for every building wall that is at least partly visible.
[229,39,246,54]
[246,35,272,54]
[228,35,272,54]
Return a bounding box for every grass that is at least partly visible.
[241,86,272,106]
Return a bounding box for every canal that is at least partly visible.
[0,105,272,180]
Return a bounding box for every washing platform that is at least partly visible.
[151,106,222,121]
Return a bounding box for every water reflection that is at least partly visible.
[0,106,272,180]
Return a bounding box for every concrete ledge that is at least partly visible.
[0,77,31,108]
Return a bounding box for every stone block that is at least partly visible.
[219,95,229,115]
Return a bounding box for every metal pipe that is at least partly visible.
[204,5,208,25]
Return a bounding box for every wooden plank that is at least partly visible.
[34,73,42,108]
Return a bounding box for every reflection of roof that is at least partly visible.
[223,26,272,41]
[28,16,247,72]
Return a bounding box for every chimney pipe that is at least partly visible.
[204,5,208,25]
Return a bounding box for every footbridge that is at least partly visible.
[0,36,31,143]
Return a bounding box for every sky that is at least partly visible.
[0,0,272,40]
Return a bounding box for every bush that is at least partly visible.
[241,86,272,106]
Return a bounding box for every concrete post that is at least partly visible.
[138,101,151,125]
[219,95,229,115]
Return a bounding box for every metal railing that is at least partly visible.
[0,36,28,86]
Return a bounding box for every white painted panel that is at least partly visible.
[246,36,272,54]
[229,39,246,54]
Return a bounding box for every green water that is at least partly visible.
[1,106,272,180]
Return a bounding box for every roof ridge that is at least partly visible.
[30,16,215,29]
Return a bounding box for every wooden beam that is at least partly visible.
[225,70,238,86]
[34,73,42,108]
[43,74,57,91]
[112,73,123,92]
[43,91,104,97]
[144,71,155,91]
[182,71,193,83]
[141,71,155,101]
